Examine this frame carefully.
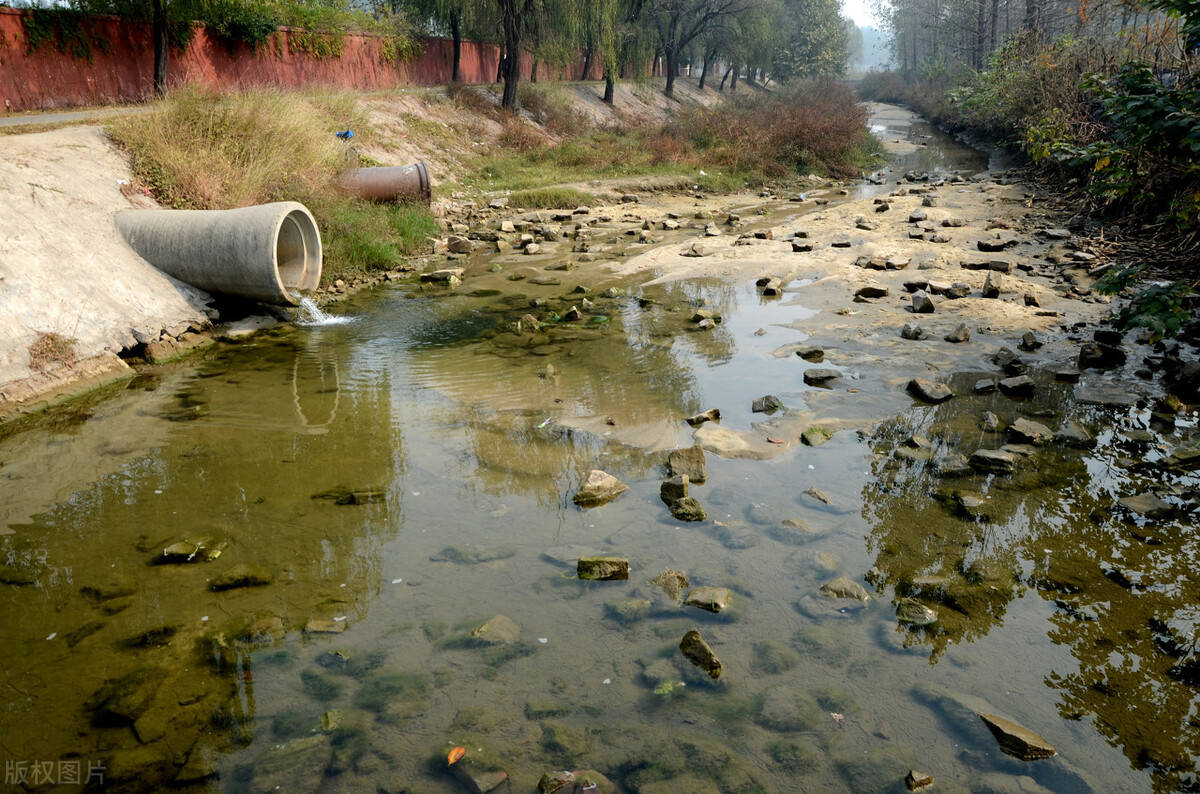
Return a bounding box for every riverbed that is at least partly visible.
[1,105,1197,793]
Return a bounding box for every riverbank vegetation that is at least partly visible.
[108,77,876,285]
[859,0,1198,332]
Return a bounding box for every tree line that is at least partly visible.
[6,0,857,109]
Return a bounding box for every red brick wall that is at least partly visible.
[0,7,602,112]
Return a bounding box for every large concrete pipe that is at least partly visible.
[116,202,322,306]
[339,162,431,204]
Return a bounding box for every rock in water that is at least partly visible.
[978,713,1056,760]
[660,475,689,503]
[651,569,691,605]
[895,598,937,627]
[471,615,520,645]
[208,564,273,592]
[573,470,628,507]
[752,395,784,413]
[685,586,732,613]
[685,408,721,427]
[1007,417,1052,446]
[577,557,630,581]
[679,629,722,679]
[970,449,1016,474]
[668,497,708,522]
[667,446,707,483]
[905,770,935,790]
[819,576,871,602]
[907,379,953,403]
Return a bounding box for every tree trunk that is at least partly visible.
[152,0,168,97]
[603,68,615,103]
[531,59,538,82]
[698,51,712,89]
[730,68,737,92]
[990,0,1000,51]
[497,47,505,83]
[974,0,986,68]
[450,12,462,83]
[500,0,521,110]
[719,64,732,90]
[664,48,677,97]
[582,47,593,81]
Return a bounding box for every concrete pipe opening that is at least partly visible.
[116,201,322,306]
[339,162,431,204]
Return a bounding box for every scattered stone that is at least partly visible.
[1018,331,1042,351]
[1078,342,1126,369]
[801,427,834,447]
[980,411,1002,431]
[1074,384,1138,407]
[667,446,707,483]
[803,487,832,505]
[573,470,628,507]
[946,281,971,299]
[970,449,1016,474]
[803,369,841,386]
[679,629,722,679]
[792,241,814,252]
[906,770,935,790]
[979,713,1057,761]
[942,217,964,227]
[909,209,927,222]
[761,278,784,296]
[1054,420,1095,448]
[1117,493,1174,520]
[855,284,889,300]
[982,271,1007,298]
[446,236,474,254]
[685,408,721,427]
[652,569,691,603]
[208,564,273,592]
[999,375,1035,397]
[907,379,953,403]
[752,395,785,412]
[819,576,871,601]
[911,291,936,313]
[901,323,925,340]
[944,323,970,343]
[305,619,347,634]
[577,557,630,581]
[1008,418,1052,446]
[471,615,520,645]
[896,599,938,627]
[682,242,713,258]
[685,586,732,613]
[831,237,852,248]
[660,475,690,503]
[796,347,825,362]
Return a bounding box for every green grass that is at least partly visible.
[507,187,597,208]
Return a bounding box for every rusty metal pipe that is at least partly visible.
[339,162,431,204]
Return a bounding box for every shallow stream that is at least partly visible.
[1,108,1197,793]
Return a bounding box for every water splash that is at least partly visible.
[294,297,355,327]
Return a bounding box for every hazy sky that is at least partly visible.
[843,0,882,28]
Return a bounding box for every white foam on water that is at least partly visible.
[295,297,355,326]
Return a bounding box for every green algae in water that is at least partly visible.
[300,670,343,702]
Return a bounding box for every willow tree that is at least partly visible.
[407,0,489,81]
[646,0,757,97]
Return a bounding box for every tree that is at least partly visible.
[646,0,756,97]
[407,0,488,82]
[771,0,850,79]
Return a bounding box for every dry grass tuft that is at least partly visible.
[28,332,77,371]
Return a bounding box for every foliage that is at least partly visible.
[21,5,109,60]
[516,83,590,134]
[27,332,78,371]
[771,0,849,79]
[1037,64,1200,226]
[203,0,276,51]
[1096,265,1195,335]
